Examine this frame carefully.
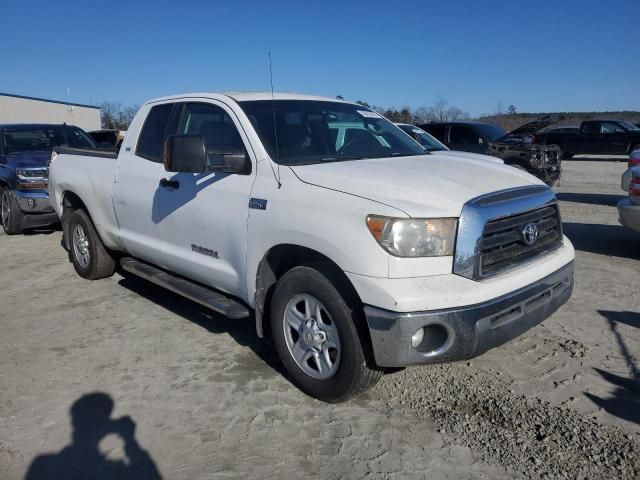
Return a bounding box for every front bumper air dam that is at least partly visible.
[364,261,574,367]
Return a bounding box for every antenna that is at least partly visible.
[268,52,282,188]
[66,87,74,125]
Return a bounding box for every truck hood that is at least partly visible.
[436,150,504,164]
[4,151,51,169]
[290,153,544,218]
[500,115,561,138]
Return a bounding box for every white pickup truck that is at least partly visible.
[49,92,575,402]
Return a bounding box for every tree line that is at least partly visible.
[101,98,640,132]
[99,102,140,130]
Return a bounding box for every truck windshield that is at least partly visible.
[619,121,640,131]
[2,126,96,154]
[477,124,508,141]
[239,100,425,165]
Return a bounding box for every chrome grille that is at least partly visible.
[480,205,562,276]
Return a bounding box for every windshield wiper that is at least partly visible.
[320,156,365,162]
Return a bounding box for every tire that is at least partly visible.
[67,209,116,280]
[1,187,24,235]
[270,265,382,402]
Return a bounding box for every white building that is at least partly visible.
[0,92,101,131]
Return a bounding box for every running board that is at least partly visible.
[120,257,250,320]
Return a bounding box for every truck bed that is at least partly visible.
[49,146,123,250]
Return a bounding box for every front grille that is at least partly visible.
[480,205,562,276]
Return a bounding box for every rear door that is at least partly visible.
[157,101,256,297]
[112,102,178,268]
[449,125,486,153]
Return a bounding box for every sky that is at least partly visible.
[1,0,638,116]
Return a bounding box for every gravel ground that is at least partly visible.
[1,159,639,479]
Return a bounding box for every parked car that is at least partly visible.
[395,123,503,164]
[422,119,561,186]
[544,120,640,158]
[49,92,575,402]
[540,126,580,135]
[618,166,640,233]
[88,129,127,152]
[621,150,640,192]
[487,116,562,187]
[0,123,97,234]
[420,121,507,154]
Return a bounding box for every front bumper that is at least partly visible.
[12,190,54,214]
[618,197,640,233]
[11,190,58,229]
[364,261,574,367]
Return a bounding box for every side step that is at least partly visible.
[120,257,250,320]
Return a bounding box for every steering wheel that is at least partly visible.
[336,139,369,156]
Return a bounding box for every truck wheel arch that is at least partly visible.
[61,191,89,249]
[254,244,365,340]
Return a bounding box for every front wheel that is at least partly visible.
[1,188,23,235]
[68,209,116,280]
[270,265,382,402]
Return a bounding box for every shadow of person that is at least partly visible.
[25,393,161,480]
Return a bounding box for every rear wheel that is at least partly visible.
[68,209,116,280]
[1,188,23,235]
[270,265,382,402]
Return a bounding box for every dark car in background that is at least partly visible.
[420,121,507,154]
[543,120,640,158]
[0,124,97,234]
[422,119,561,186]
[88,129,126,152]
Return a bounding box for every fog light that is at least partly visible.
[411,328,424,348]
[27,198,35,209]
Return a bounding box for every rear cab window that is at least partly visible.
[136,104,175,162]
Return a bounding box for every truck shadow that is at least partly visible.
[556,192,624,207]
[116,273,286,380]
[151,172,230,224]
[583,310,640,426]
[562,222,640,260]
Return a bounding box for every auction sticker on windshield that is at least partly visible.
[357,110,381,118]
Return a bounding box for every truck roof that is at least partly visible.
[146,92,351,105]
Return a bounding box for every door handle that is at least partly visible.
[160,178,180,189]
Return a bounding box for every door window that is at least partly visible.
[581,122,601,135]
[136,104,175,162]
[450,126,482,145]
[601,122,625,134]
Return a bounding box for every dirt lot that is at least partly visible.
[1,159,639,479]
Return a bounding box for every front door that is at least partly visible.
[600,122,628,154]
[157,101,255,298]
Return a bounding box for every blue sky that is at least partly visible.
[1,0,638,115]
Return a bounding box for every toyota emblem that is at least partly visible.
[522,223,539,246]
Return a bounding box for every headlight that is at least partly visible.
[366,215,457,257]
[16,168,48,190]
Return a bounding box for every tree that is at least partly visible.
[494,101,505,116]
[336,95,344,100]
[100,102,140,130]
[508,104,517,115]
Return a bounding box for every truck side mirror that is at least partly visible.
[163,135,206,173]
